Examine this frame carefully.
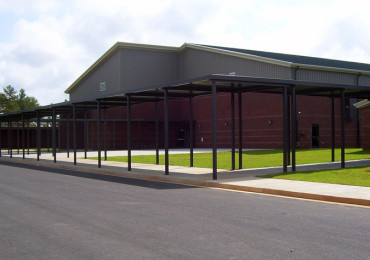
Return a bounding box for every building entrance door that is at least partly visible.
[176,128,190,148]
[312,124,319,148]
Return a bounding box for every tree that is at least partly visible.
[17,88,39,111]
[0,85,18,113]
[0,85,39,113]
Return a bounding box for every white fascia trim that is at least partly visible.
[115,42,178,52]
[293,63,370,76]
[183,43,370,77]
[182,43,292,67]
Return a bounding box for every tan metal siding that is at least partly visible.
[70,51,121,101]
[359,75,370,86]
[121,48,179,91]
[179,48,291,80]
[297,69,356,85]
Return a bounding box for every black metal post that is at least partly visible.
[9,118,12,158]
[212,81,217,180]
[155,98,159,165]
[231,87,235,170]
[58,122,61,153]
[27,119,30,155]
[17,121,20,154]
[86,113,89,154]
[52,107,56,163]
[46,122,50,153]
[238,89,243,169]
[331,96,335,162]
[37,111,40,161]
[113,121,116,150]
[164,88,169,175]
[291,85,297,171]
[104,106,107,161]
[0,118,2,158]
[22,113,25,159]
[7,119,9,155]
[73,104,77,165]
[283,86,289,172]
[84,112,87,159]
[287,98,290,165]
[357,103,361,148]
[127,95,131,171]
[189,90,194,167]
[66,115,70,158]
[97,100,101,168]
[340,89,345,168]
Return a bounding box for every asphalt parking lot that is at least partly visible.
[1,162,369,259]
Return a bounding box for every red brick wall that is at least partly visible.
[361,106,370,150]
[59,108,189,150]
[295,96,358,149]
[55,92,361,150]
[2,94,363,151]
[191,93,359,149]
[0,127,56,149]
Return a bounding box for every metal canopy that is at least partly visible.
[1,74,370,180]
[2,74,369,121]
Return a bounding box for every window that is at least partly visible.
[99,82,106,92]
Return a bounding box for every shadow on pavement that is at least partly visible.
[0,161,201,190]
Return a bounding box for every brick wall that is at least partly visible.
[54,92,362,150]
[361,106,370,150]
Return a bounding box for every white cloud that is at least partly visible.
[1,0,370,105]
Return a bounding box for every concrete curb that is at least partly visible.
[1,157,369,207]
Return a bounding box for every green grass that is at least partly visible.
[89,148,370,170]
[259,166,370,187]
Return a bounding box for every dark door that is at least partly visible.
[176,128,189,148]
[312,124,319,148]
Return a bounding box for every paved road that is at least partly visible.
[0,162,369,260]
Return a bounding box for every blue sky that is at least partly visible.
[1,0,370,105]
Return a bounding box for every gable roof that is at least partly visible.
[201,44,370,72]
[65,42,370,94]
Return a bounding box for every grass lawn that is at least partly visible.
[89,148,370,170]
[259,166,370,187]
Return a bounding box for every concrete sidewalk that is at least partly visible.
[1,149,370,207]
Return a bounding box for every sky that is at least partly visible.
[1,0,370,105]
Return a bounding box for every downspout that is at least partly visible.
[292,66,299,80]
[356,73,361,148]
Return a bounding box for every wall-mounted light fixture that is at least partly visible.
[268,120,273,124]
[224,122,229,126]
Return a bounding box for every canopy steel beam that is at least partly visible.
[340,89,346,168]
[73,103,77,165]
[52,107,56,163]
[97,100,101,168]
[189,90,194,167]
[238,85,243,169]
[331,96,335,162]
[231,85,235,171]
[164,88,169,175]
[212,81,218,180]
[291,85,297,171]
[127,95,131,171]
[283,86,289,172]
